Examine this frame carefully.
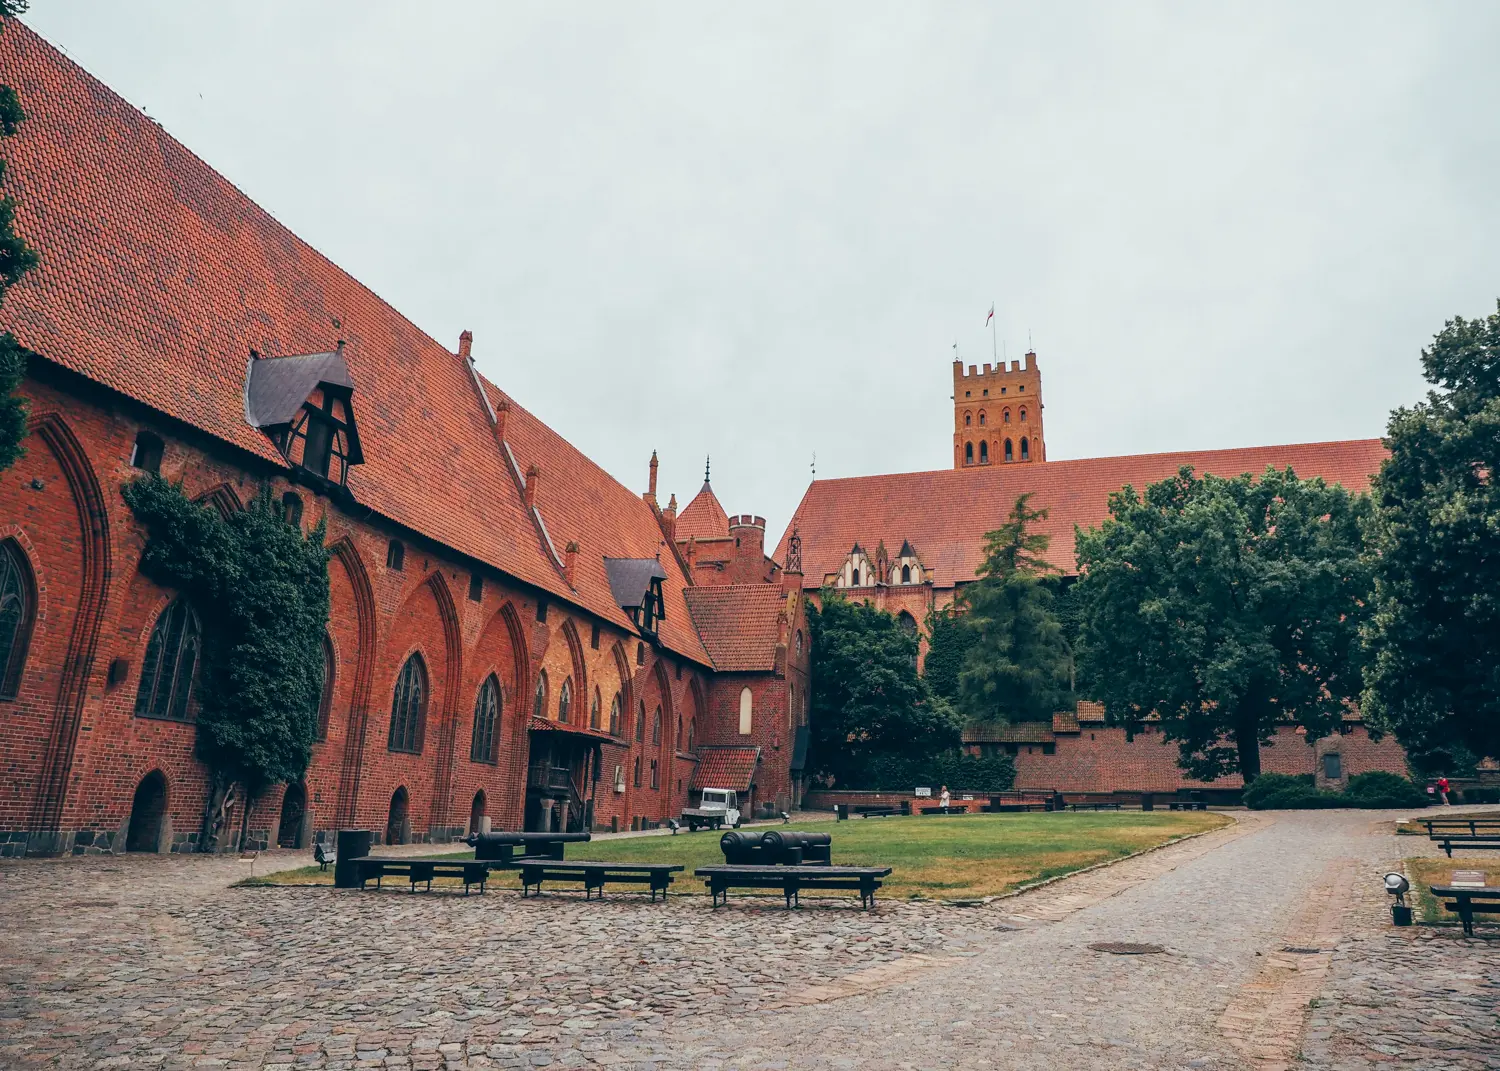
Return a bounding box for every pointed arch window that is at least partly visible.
[470,674,501,763]
[979,441,989,464]
[533,670,549,719]
[1020,437,1030,461]
[675,709,684,750]
[963,411,971,427]
[1004,438,1014,462]
[964,442,974,465]
[1020,407,1027,422]
[901,564,911,584]
[1003,408,1011,423]
[0,540,37,699]
[134,600,201,721]
[979,411,987,427]
[609,692,622,735]
[636,700,646,742]
[388,653,426,754]
[739,687,753,735]
[590,687,602,730]
[315,634,334,742]
[686,717,695,751]
[652,705,662,745]
[558,676,573,723]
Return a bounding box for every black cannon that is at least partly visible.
[720,829,831,866]
[467,830,591,863]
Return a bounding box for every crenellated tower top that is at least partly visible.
[953,349,1046,469]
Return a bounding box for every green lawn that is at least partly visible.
[1407,856,1500,924]
[244,811,1228,900]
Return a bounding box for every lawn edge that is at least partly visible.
[976,811,1239,906]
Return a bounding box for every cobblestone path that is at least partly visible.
[0,810,1493,1069]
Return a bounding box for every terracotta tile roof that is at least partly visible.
[527,716,617,743]
[0,23,710,665]
[774,440,1387,588]
[691,746,760,792]
[684,584,787,671]
[964,721,1056,744]
[1076,701,1107,723]
[1052,711,1080,734]
[677,481,730,542]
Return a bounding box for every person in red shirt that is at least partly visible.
[1437,776,1451,805]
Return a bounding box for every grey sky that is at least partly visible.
[24,2,1500,545]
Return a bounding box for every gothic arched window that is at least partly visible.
[739,687,753,735]
[979,411,987,426]
[558,676,573,723]
[636,700,646,742]
[901,564,911,584]
[0,540,36,699]
[652,705,662,745]
[1021,437,1030,461]
[609,692,622,735]
[964,411,972,427]
[388,653,426,753]
[470,674,501,763]
[1020,407,1027,422]
[1003,408,1011,424]
[590,687,602,730]
[964,442,974,465]
[1004,438,1014,462]
[134,600,201,721]
[979,441,989,464]
[533,670,548,719]
[315,634,334,742]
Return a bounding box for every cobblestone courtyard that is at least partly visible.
[1,811,1494,1070]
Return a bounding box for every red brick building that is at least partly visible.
[0,24,806,856]
[777,353,1408,796]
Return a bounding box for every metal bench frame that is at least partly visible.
[354,858,491,894]
[695,864,892,909]
[1422,819,1500,857]
[1429,884,1500,936]
[517,861,683,901]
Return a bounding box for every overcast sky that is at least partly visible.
[24,2,1500,544]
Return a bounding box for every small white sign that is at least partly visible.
[914,787,932,798]
[1450,871,1487,888]
[962,794,975,801]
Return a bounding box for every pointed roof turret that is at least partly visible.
[677,459,730,542]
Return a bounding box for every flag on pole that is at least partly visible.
[985,304,995,325]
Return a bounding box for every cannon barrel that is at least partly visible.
[760,830,830,853]
[719,829,762,854]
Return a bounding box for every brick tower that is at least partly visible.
[953,349,1046,469]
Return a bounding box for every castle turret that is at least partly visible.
[953,349,1046,469]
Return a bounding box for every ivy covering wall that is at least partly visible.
[0,2,40,472]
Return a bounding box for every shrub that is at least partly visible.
[1241,773,1312,809]
[840,750,1016,794]
[1244,769,1430,809]
[1345,771,1428,808]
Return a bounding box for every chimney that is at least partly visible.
[563,540,579,587]
[524,463,540,508]
[494,398,510,443]
[336,339,346,354]
[645,450,659,504]
[662,493,677,542]
[458,330,473,360]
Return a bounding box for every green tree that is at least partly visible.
[1074,466,1371,783]
[806,591,961,785]
[922,604,976,703]
[123,476,330,849]
[1362,301,1500,768]
[0,1,39,472]
[956,494,1073,724]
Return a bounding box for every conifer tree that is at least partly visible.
[956,494,1073,725]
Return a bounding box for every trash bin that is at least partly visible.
[836,803,849,821]
[1141,794,1154,812]
[333,829,371,888]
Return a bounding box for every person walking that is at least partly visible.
[939,785,951,813]
[1437,776,1451,805]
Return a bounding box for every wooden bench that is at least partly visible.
[1428,884,1500,936]
[517,861,683,901]
[695,865,892,909]
[1168,801,1208,811]
[1070,802,1122,811]
[984,803,1045,813]
[353,857,492,894]
[855,805,900,818]
[1422,819,1500,857]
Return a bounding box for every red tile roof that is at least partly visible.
[775,441,1387,588]
[527,716,617,743]
[684,584,787,671]
[691,746,760,792]
[677,481,730,542]
[0,23,709,664]
[964,722,1056,744]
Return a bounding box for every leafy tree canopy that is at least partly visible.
[806,590,961,784]
[922,604,975,704]
[0,0,38,473]
[122,477,331,837]
[1074,466,1371,783]
[1362,300,1500,768]
[955,493,1073,725]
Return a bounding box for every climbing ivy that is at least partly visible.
[122,476,331,849]
[0,1,39,472]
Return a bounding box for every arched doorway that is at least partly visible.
[276,783,307,849]
[469,790,487,836]
[126,770,168,852]
[386,786,410,845]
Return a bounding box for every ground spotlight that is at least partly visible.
[1384,872,1412,926]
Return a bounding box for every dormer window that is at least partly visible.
[244,348,364,491]
[603,557,669,640]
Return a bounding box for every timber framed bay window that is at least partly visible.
[134,600,202,721]
[244,348,365,491]
[388,653,427,754]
